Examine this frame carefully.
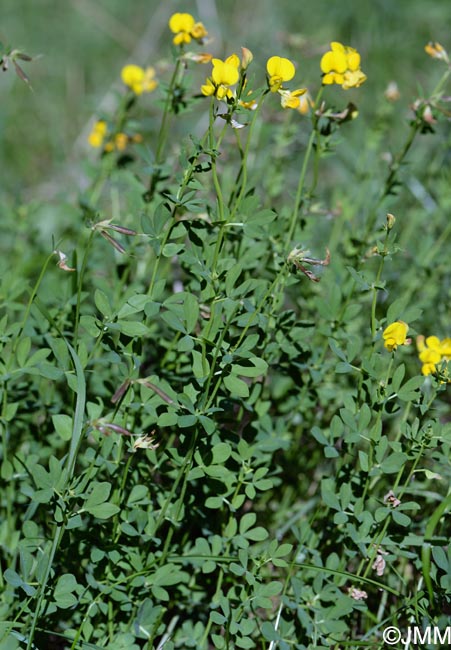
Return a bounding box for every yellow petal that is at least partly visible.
[88,132,104,147]
[201,79,215,96]
[212,60,239,86]
[191,22,208,39]
[426,335,441,350]
[266,56,295,82]
[121,65,144,88]
[342,69,366,89]
[169,13,195,34]
[331,42,345,53]
[383,321,408,350]
[225,53,240,69]
[347,51,361,71]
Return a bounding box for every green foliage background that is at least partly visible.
[1,2,451,650]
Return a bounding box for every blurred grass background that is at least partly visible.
[0,0,449,200]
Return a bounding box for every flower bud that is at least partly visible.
[386,213,396,230]
[241,47,253,70]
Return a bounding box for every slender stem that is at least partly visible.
[370,228,390,341]
[73,230,95,346]
[147,56,183,200]
[285,87,323,248]
[14,251,54,355]
[229,91,267,220]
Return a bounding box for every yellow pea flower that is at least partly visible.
[169,13,208,46]
[424,41,449,63]
[440,338,451,357]
[104,133,129,153]
[266,56,296,92]
[342,69,367,89]
[201,54,240,100]
[321,42,366,89]
[169,13,195,45]
[278,87,307,109]
[88,120,108,148]
[140,67,158,93]
[297,91,314,115]
[191,22,208,40]
[383,321,408,352]
[121,65,157,95]
[417,335,451,376]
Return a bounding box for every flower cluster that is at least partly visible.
[320,42,366,89]
[416,335,451,376]
[424,41,449,64]
[88,120,108,148]
[121,65,158,95]
[382,321,409,352]
[266,56,307,109]
[169,12,207,46]
[201,54,240,100]
[87,120,142,152]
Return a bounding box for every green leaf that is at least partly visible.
[183,293,199,333]
[118,320,149,337]
[398,376,424,401]
[380,452,408,474]
[392,510,411,527]
[52,414,73,441]
[94,289,111,317]
[192,349,210,380]
[54,574,79,609]
[16,337,31,367]
[244,526,268,541]
[223,375,249,398]
[240,513,256,534]
[85,502,120,519]
[211,442,232,464]
[231,357,268,378]
[84,482,111,508]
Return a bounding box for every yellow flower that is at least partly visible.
[342,69,367,89]
[169,13,207,45]
[104,133,129,152]
[266,56,296,92]
[88,120,108,148]
[440,338,451,357]
[191,22,208,40]
[424,41,449,63]
[121,65,157,95]
[297,91,314,115]
[321,42,366,89]
[169,13,195,44]
[141,67,158,93]
[201,54,240,100]
[383,321,408,352]
[278,87,307,109]
[417,335,451,376]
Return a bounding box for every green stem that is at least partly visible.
[229,91,267,220]
[73,230,95,346]
[146,56,183,200]
[285,87,323,248]
[370,228,390,341]
[146,130,210,297]
[14,251,54,355]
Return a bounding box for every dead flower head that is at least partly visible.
[288,247,330,282]
[54,250,75,272]
[348,586,368,601]
[384,490,401,508]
